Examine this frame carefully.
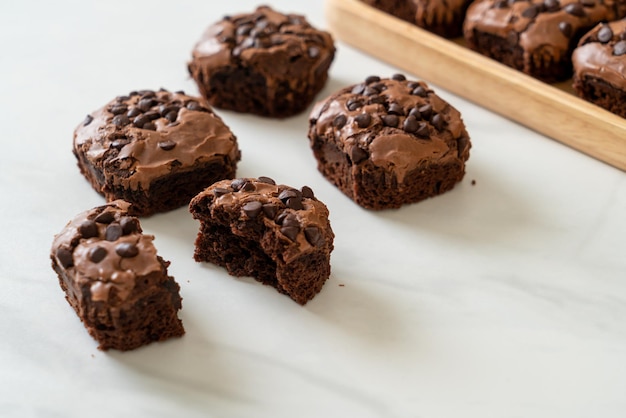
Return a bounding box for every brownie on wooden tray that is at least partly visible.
[308,74,471,210]
[188,6,336,118]
[50,200,184,351]
[73,89,241,217]
[361,0,473,38]
[189,177,334,305]
[463,0,626,82]
[572,19,626,117]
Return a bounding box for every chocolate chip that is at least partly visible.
[240,181,255,192]
[369,95,386,105]
[213,187,230,197]
[158,140,176,151]
[365,75,381,84]
[281,213,300,228]
[144,110,160,121]
[614,40,626,55]
[258,176,276,185]
[142,122,157,131]
[275,212,288,225]
[543,0,560,11]
[120,216,139,235]
[346,98,363,111]
[409,108,422,120]
[333,114,347,128]
[243,201,263,218]
[494,0,508,8]
[431,114,445,131]
[351,84,366,95]
[133,114,150,129]
[116,95,130,102]
[564,2,585,16]
[286,197,303,210]
[363,86,380,96]
[391,73,406,81]
[89,246,108,263]
[304,227,325,247]
[139,90,156,98]
[112,114,130,127]
[522,5,539,18]
[559,21,573,38]
[79,220,99,239]
[403,115,419,133]
[262,203,279,219]
[138,98,156,112]
[278,189,299,203]
[186,101,202,111]
[116,242,139,258]
[83,115,94,126]
[411,86,427,97]
[56,248,74,268]
[382,114,399,127]
[355,113,371,128]
[165,111,178,123]
[280,226,299,241]
[231,179,245,191]
[174,90,185,95]
[301,186,315,199]
[387,103,404,115]
[308,46,320,58]
[418,104,433,120]
[351,146,368,164]
[94,211,114,224]
[110,104,128,115]
[598,25,613,43]
[127,107,142,118]
[416,123,430,138]
[105,224,123,241]
[581,0,595,5]
[237,24,253,36]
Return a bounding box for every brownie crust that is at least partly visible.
[189,177,334,305]
[73,89,241,216]
[50,200,185,351]
[308,74,471,210]
[188,6,335,118]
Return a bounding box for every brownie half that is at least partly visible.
[50,200,184,351]
[308,74,471,210]
[189,177,334,305]
[463,0,626,82]
[73,89,241,217]
[361,0,473,38]
[188,6,336,118]
[573,19,626,117]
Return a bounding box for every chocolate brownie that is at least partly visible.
[463,0,626,82]
[361,0,472,38]
[308,74,471,210]
[50,200,184,351]
[73,89,241,217]
[188,6,336,118]
[572,19,626,117]
[189,177,334,305]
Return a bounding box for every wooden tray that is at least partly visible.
[324,0,626,171]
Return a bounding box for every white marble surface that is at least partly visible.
[1,0,625,417]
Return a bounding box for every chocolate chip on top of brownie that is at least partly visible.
[188,6,335,117]
[308,74,471,210]
[573,18,626,117]
[463,0,626,81]
[74,89,241,216]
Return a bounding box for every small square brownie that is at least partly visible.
[573,19,626,117]
[73,89,241,216]
[188,6,336,118]
[50,200,184,351]
[308,74,471,210]
[463,0,626,82]
[189,177,334,305]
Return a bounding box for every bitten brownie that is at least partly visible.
[463,0,626,82]
[73,89,241,217]
[361,0,472,38]
[308,74,471,210]
[50,200,184,351]
[189,177,334,305]
[188,6,335,118]
[572,19,626,117]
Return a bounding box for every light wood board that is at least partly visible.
[325,0,626,171]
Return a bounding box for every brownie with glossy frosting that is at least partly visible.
[308,74,471,210]
[189,177,334,305]
[188,6,335,118]
[572,19,626,117]
[463,0,626,82]
[361,0,472,38]
[50,200,185,351]
[73,89,241,217]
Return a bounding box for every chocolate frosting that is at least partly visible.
[190,177,334,264]
[189,6,335,103]
[309,75,471,183]
[464,0,626,70]
[573,19,626,87]
[51,200,163,304]
[74,89,240,191]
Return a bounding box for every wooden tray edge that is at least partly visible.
[325,0,626,172]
